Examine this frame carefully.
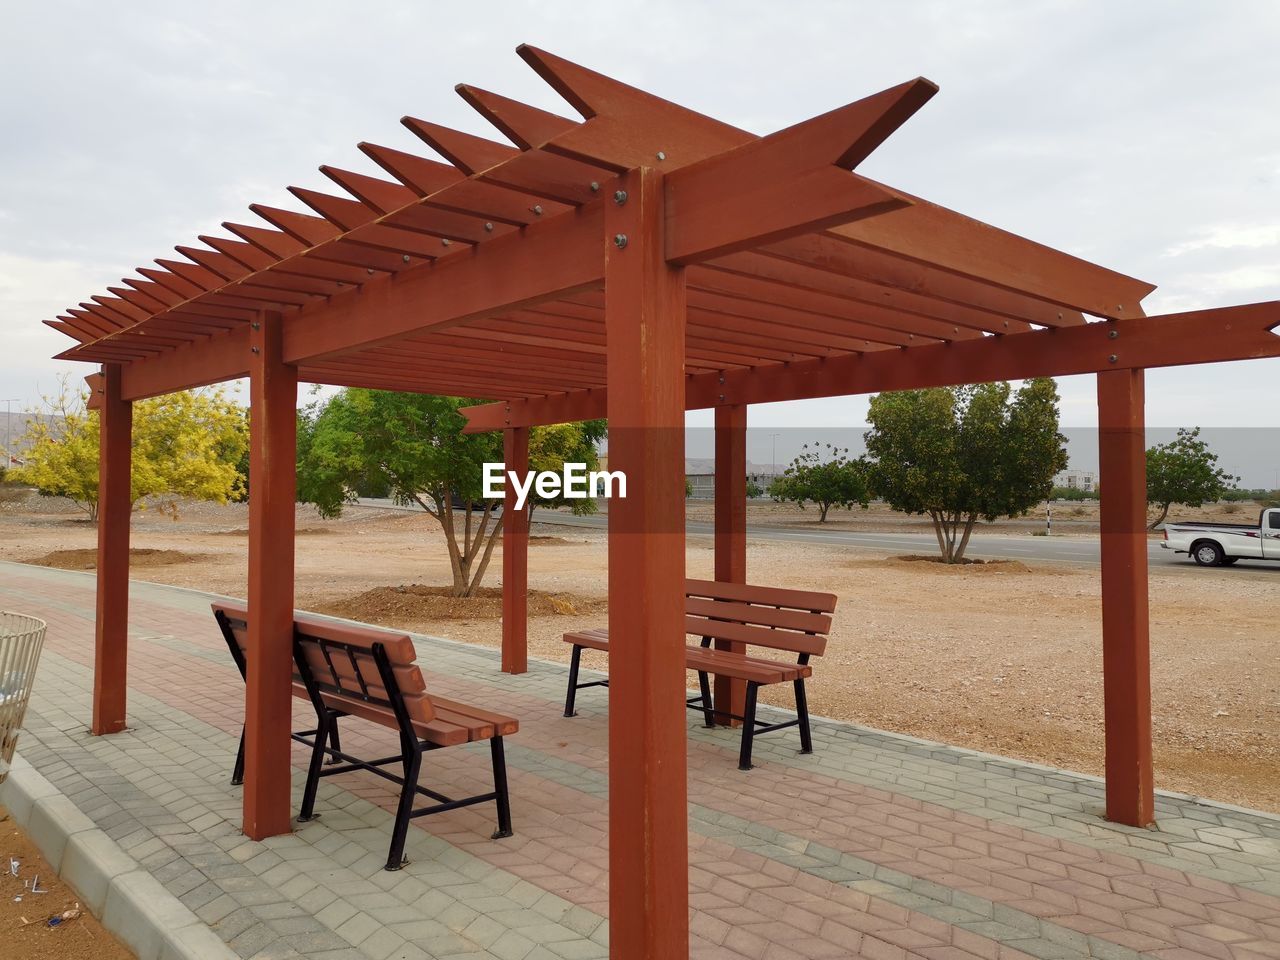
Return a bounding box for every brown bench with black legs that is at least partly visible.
[562,579,836,770]
[213,601,516,870]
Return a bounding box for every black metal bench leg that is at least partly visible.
[490,736,514,840]
[794,678,813,754]
[231,729,245,785]
[698,671,716,728]
[738,682,760,771]
[298,712,333,823]
[564,645,584,717]
[385,742,423,871]
[326,717,342,765]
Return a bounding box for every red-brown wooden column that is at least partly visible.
[1097,368,1154,827]
[244,311,297,840]
[93,363,132,735]
[604,166,689,958]
[713,404,747,723]
[502,426,529,674]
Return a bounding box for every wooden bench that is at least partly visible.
[563,579,836,770]
[213,601,517,870]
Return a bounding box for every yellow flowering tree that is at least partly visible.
[11,378,248,521]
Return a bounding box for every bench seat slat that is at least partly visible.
[563,630,813,684]
[432,697,520,738]
[684,647,811,684]
[564,629,610,651]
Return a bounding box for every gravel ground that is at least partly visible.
[0,805,134,959]
[1,492,1276,812]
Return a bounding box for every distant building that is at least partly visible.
[686,472,774,500]
[1053,469,1097,492]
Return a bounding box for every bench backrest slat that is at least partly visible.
[212,600,435,724]
[684,597,831,636]
[685,578,837,614]
[682,579,837,659]
[685,615,828,658]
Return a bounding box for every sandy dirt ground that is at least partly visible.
[0,804,134,959]
[1,492,1277,813]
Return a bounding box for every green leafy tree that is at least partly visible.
[1145,427,1238,529]
[745,478,763,499]
[12,378,247,521]
[1050,486,1099,502]
[526,419,606,521]
[770,443,870,522]
[864,379,1067,563]
[297,389,602,597]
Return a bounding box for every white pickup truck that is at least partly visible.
[1161,507,1280,566]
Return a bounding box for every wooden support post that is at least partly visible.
[604,167,689,958]
[502,426,529,674]
[92,364,132,735]
[713,404,748,723]
[1097,368,1154,827]
[243,311,297,841]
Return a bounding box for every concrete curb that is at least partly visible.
[0,753,236,960]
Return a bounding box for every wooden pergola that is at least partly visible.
[53,46,1279,958]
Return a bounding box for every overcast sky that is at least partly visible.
[2,2,1277,460]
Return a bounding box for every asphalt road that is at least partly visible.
[355,499,1279,573]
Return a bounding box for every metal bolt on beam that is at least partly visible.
[590,181,600,192]
[614,234,628,249]
[532,204,543,216]
[613,190,628,205]
[484,222,494,232]
[656,151,667,161]
[401,254,411,263]
[1109,354,1118,363]
[1109,329,1119,339]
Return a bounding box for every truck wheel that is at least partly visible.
[1192,541,1224,566]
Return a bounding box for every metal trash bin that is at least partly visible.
[0,611,47,784]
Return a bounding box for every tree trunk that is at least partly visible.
[1147,502,1170,531]
[953,514,979,563]
[929,510,948,560]
[422,496,505,597]
[818,502,830,522]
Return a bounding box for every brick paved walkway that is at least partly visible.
[2,561,1277,960]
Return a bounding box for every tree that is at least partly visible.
[864,379,1067,563]
[12,378,248,521]
[297,389,603,597]
[770,443,870,522]
[745,478,763,499]
[525,419,606,521]
[1145,427,1238,529]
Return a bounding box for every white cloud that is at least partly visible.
[1165,223,1280,257]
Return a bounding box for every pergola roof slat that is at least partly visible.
[760,234,1085,328]
[320,166,421,214]
[456,84,580,150]
[705,252,1033,336]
